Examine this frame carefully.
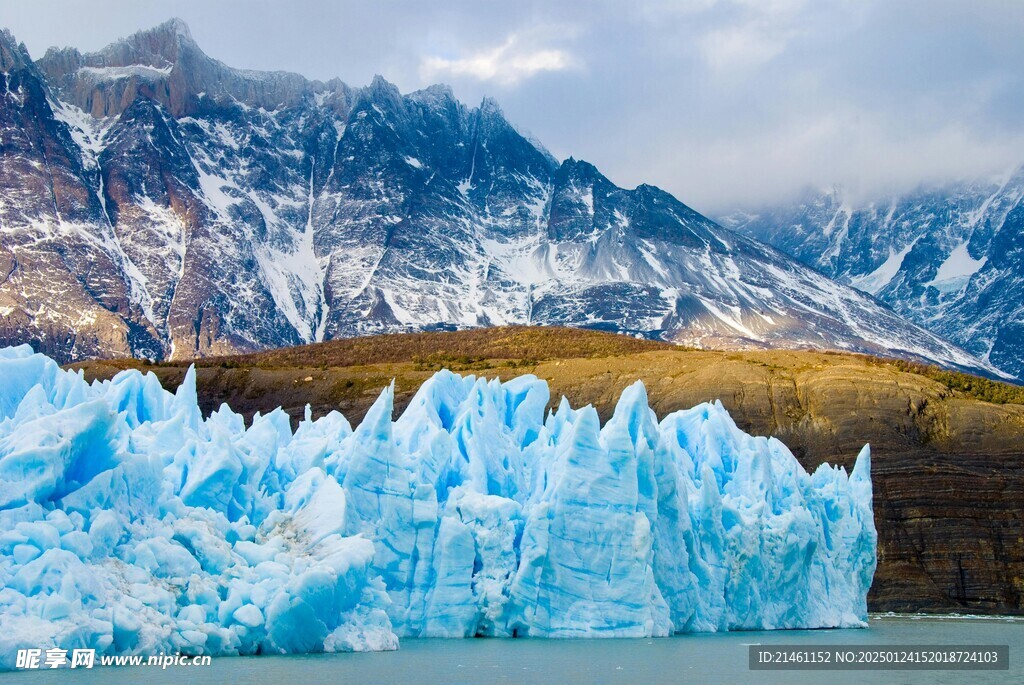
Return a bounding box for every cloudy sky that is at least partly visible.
[5,0,1023,213]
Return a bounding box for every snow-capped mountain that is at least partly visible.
[0,20,1001,377]
[722,169,1024,379]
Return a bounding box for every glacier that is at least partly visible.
[0,345,876,668]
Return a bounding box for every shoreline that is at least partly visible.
[870,612,1024,622]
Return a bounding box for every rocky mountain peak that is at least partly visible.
[551,158,615,201]
[408,83,458,112]
[33,20,326,118]
[556,156,600,181]
[0,29,32,72]
[359,74,405,110]
[478,96,503,116]
[367,73,396,92]
[108,17,198,67]
[473,96,521,140]
[161,17,194,41]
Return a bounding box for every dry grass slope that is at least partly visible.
[190,326,670,369]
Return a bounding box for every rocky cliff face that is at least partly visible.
[0,20,1001,379]
[722,170,1024,379]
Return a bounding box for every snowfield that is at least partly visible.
[0,345,876,668]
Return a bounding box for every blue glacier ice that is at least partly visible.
[0,345,876,668]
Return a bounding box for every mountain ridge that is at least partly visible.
[722,167,1024,378]
[0,20,1005,379]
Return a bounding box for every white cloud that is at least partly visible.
[695,0,817,71]
[630,106,1024,213]
[420,34,575,87]
[698,23,792,71]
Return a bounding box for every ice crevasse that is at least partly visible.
[0,345,876,667]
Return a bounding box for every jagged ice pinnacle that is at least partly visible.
[0,345,876,667]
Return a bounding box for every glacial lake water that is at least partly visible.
[2,616,1020,685]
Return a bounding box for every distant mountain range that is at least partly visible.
[0,19,1002,378]
[722,168,1024,379]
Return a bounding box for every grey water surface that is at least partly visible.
[3,616,1021,685]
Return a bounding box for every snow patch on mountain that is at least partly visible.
[926,242,987,294]
[850,239,918,295]
[78,64,173,81]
